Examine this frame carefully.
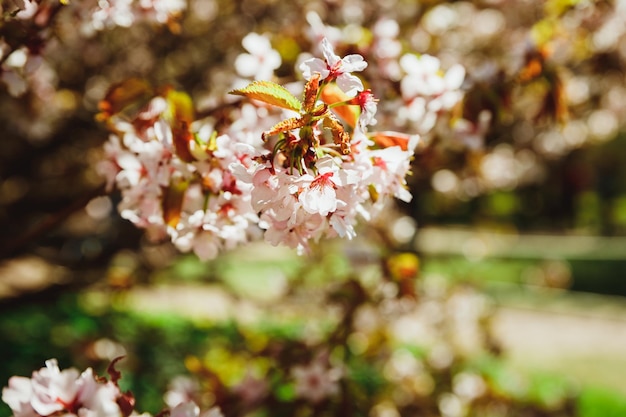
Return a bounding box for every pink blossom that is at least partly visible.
[298,157,343,216]
[170,401,200,417]
[291,357,342,404]
[304,11,342,51]
[30,359,81,416]
[75,0,186,35]
[75,370,122,417]
[352,90,378,129]
[300,38,367,96]
[97,34,421,257]
[163,377,199,409]
[235,33,282,80]
[397,53,465,135]
[368,146,414,203]
[101,96,260,261]
[2,376,36,417]
[299,171,338,216]
[1,359,124,417]
[139,0,186,24]
[168,400,223,417]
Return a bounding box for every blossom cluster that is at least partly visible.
[1,359,222,417]
[396,53,466,136]
[71,0,187,36]
[304,15,468,140]
[97,84,262,261]
[99,35,420,257]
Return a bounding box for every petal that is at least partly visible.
[420,54,441,73]
[341,54,367,72]
[399,53,420,74]
[299,58,329,80]
[395,187,413,202]
[329,215,356,239]
[265,50,282,71]
[320,38,340,67]
[336,73,364,96]
[300,185,337,216]
[235,54,260,78]
[192,233,221,261]
[171,402,201,417]
[445,64,466,89]
[2,377,33,411]
[242,33,270,54]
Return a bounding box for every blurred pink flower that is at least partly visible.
[235,33,282,80]
[291,357,342,404]
[170,401,223,417]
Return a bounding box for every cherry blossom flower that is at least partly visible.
[139,0,186,24]
[170,401,223,417]
[75,0,186,36]
[298,156,344,217]
[1,359,123,417]
[372,18,401,60]
[29,359,82,416]
[76,370,124,417]
[234,33,282,81]
[298,171,339,216]
[300,37,367,96]
[164,376,199,408]
[2,376,36,417]
[396,53,465,135]
[304,11,342,51]
[291,356,342,404]
[371,18,403,80]
[351,89,378,129]
[368,146,414,203]
[170,401,199,417]
[100,95,260,261]
[232,151,363,254]
[87,0,135,31]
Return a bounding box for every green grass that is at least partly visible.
[578,387,626,417]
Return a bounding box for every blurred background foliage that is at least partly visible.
[2,0,626,416]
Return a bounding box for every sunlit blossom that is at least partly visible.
[300,37,367,96]
[352,89,378,129]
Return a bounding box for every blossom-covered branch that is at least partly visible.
[98,34,422,258]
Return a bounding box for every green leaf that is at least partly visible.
[230,81,302,112]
